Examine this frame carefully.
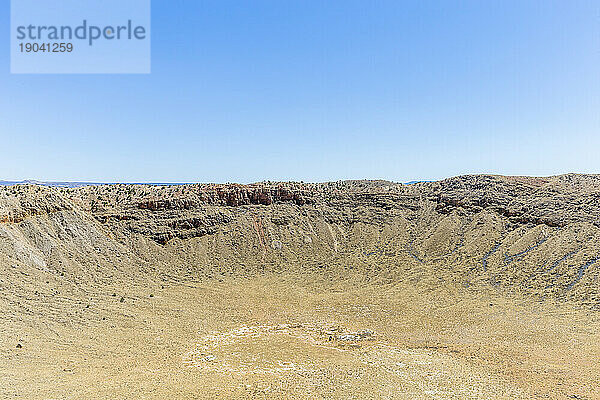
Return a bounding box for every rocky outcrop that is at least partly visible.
[57,175,600,245]
[0,185,74,223]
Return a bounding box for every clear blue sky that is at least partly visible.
[1,1,598,183]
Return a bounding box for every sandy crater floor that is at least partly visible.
[1,276,599,399]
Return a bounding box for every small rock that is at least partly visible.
[16,343,22,349]
[357,330,374,339]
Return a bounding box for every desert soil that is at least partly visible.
[2,275,598,399]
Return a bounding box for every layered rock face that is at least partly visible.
[1,174,600,306]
